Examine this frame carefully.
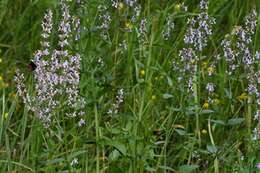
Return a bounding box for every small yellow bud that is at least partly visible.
[202,129,207,134]
[174,4,181,11]
[151,95,156,100]
[140,70,145,76]
[118,2,124,10]
[202,102,209,109]
[125,21,133,30]
[4,113,8,119]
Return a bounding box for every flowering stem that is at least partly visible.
[94,104,100,173]
[193,63,201,147]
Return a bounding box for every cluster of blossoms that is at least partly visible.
[15,0,85,127]
[221,10,259,141]
[162,15,175,40]
[98,5,111,40]
[137,18,148,43]
[183,0,215,51]
[107,89,124,115]
[175,0,215,95]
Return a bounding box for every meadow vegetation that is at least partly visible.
[0,0,259,172]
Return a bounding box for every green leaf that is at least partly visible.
[175,129,186,136]
[207,145,218,154]
[227,118,244,125]
[179,165,199,173]
[163,93,173,99]
[200,110,214,114]
[108,150,120,161]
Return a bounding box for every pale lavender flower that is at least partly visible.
[70,158,79,167]
[162,15,175,40]
[108,89,125,115]
[206,83,214,93]
[184,0,215,51]
[138,18,147,43]
[98,5,111,40]
[15,0,85,127]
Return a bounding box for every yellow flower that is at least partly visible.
[125,21,133,30]
[140,70,145,76]
[237,93,248,101]
[202,129,207,134]
[207,66,214,74]
[174,4,181,11]
[151,95,156,100]
[202,102,209,109]
[118,2,124,10]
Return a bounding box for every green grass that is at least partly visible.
[0,0,259,172]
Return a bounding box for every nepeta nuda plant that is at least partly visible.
[221,10,259,142]
[15,0,85,127]
[176,0,215,93]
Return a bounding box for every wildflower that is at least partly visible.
[4,113,8,119]
[206,83,214,93]
[140,69,145,76]
[70,158,78,167]
[256,163,260,170]
[162,15,174,40]
[118,2,124,10]
[107,89,124,115]
[207,66,215,76]
[119,40,127,51]
[78,118,86,127]
[15,0,85,127]
[201,129,207,134]
[98,5,111,40]
[125,21,133,32]
[137,18,147,43]
[237,93,248,101]
[174,3,188,12]
[254,110,260,121]
[202,102,209,109]
[184,0,215,51]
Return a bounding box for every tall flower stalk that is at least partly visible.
[15,0,85,127]
[179,0,215,146]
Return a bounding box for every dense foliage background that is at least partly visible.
[0,0,259,172]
